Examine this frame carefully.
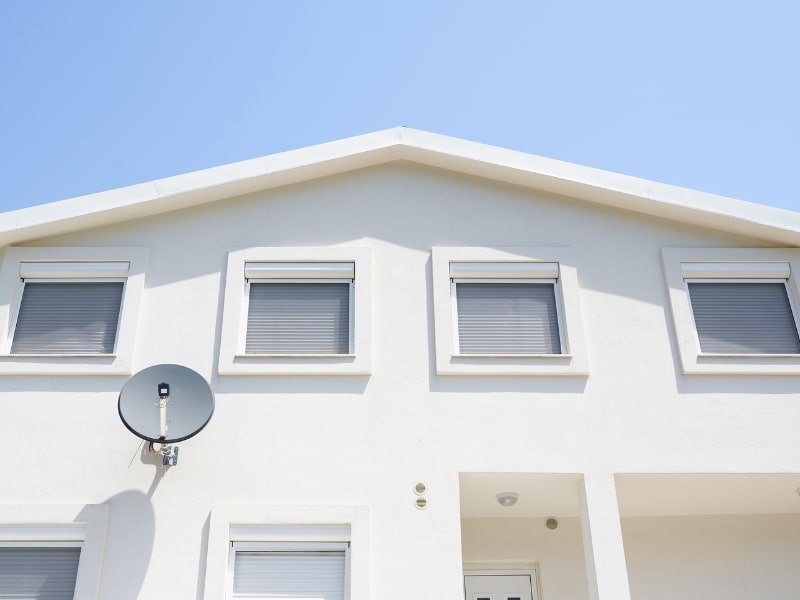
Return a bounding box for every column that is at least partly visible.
[578,472,632,600]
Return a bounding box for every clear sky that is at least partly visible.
[1,1,799,213]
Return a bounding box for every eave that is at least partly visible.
[1,127,799,246]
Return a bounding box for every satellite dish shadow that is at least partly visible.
[93,490,155,600]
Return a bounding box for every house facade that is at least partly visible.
[1,128,799,600]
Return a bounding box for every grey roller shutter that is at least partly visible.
[12,282,124,354]
[688,282,800,353]
[0,547,80,600]
[233,551,346,600]
[456,282,561,354]
[246,283,350,354]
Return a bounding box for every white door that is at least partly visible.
[464,573,537,600]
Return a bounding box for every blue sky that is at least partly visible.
[1,1,799,213]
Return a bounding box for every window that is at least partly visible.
[0,248,147,375]
[244,262,353,355]
[203,506,369,600]
[451,262,563,355]
[11,262,127,355]
[218,247,371,375]
[231,540,349,600]
[0,504,108,600]
[432,247,588,375]
[662,248,800,374]
[0,543,81,600]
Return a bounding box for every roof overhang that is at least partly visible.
[2,127,799,246]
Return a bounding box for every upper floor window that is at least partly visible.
[11,262,128,355]
[432,247,588,376]
[451,262,563,355]
[218,247,371,375]
[662,248,800,374]
[0,247,147,375]
[244,262,353,355]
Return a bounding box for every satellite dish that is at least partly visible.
[118,364,214,444]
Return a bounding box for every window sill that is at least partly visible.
[236,353,356,358]
[453,353,574,358]
[687,353,800,375]
[0,354,130,376]
[440,353,587,376]
[698,352,800,358]
[3,353,117,358]
[219,353,368,376]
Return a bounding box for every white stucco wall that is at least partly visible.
[462,514,800,600]
[461,517,589,599]
[623,514,800,600]
[1,163,798,599]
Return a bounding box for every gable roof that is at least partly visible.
[1,127,799,246]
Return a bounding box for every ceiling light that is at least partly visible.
[496,492,519,507]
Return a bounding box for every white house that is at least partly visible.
[1,128,799,600]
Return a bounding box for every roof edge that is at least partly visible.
[1,127,799,246]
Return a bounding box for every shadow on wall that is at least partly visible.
[94,490,155,600]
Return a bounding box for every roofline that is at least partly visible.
[2,127,799,246]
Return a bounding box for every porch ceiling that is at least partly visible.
[460,473,800,519]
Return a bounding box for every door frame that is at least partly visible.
[463,563,540,600]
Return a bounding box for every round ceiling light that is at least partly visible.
[496,492,519,507]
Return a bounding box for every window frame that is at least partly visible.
[0,504,109,600]
[203,505,369,600]
[450,277,565,356]
[432,247,588,376]
[218,247,372,375]
[0,247,147,375]
[662,247,800,374]
[243,274,355,356]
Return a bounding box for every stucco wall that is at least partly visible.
[461,517,589,600]
[1,163,798,599]
[623,514,800,600]
[462,514,800,600]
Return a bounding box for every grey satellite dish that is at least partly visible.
[119,364,214,465]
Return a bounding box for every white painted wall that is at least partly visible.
[461,518,590,600]
[623,514,800,600]
[462,514,800,600]
[1,164,798,599]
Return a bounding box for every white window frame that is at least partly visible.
[0,247,147,375]
[218,247,372,375]
[243,269,355,356]
[432,247,588,375]
[450,274,565,356]
[0,504,109,600]
[203,506,369,600]
[662,247,800,374]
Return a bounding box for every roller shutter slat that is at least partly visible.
[0,547,80,600]
[246,283,350,354]
[688,282,800,354]
[11,282,123,354]
[456,282,561,354]
[233,551,345,600]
